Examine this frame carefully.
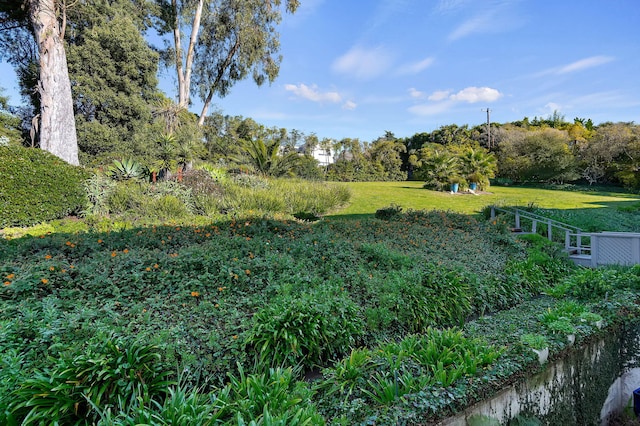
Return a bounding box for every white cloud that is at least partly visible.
[428,90,451,101]
[557,56,614,74]
[409,88,426,99]
[449,86,502,103]
[542,102,562,114]
[342,100,357,110]
[284,83,342,103]
[332,45,393,79]
[408,86,502,117]
[396,57,435,75]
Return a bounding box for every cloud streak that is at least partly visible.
[396,57,435,75]
[332,45,393,79]
[284,83,342,103]
[409,86,502,116]
[557,56,614,74]
[284,83,357,110]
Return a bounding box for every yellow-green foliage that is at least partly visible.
[0,146,91,228]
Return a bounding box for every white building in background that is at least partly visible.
[310,146,334,166]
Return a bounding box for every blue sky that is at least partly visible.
[2,0,639,142]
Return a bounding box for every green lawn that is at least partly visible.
[330,181,640,218]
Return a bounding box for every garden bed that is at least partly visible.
[2,210,640,424]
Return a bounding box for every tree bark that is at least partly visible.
[29,0,79,165]
[197,38,240,126]
[174,0,204,108]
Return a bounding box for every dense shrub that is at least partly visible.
[0,146,90,227]
[8,338,172,425]
[245,287,363,369]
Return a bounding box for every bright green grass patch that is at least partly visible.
[331,181,640,217]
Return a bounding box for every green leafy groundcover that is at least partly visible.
[2,210,637,424]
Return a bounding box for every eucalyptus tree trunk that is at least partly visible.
[29,0,79,165]
[173,0,204,109]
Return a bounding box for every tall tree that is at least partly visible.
[155,0,299,125]
[0,1,79,165]
[65,0,160,164]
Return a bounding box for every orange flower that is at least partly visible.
[44,254,52,260]
[218,286,226,292]
[3,281,10,286]
[111,251,117,257]
[191,291,200,297]
[69,265,75,269]
[232,335,238,340]
[97,239,103,244]
[65,241,72,246]
[41,278,49,284]
[49,266,55,271]
[245,269,251,275]
[123,249,129,254]
[6,273,15,280]
[215,303,220,308]
[153,264,159,269]
[145,267,151,272]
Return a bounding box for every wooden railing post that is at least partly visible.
[515,211,521,229]
[577,233,582,255]
[547,220,553,240]
[532,220,537,234]
[490,206,496,220]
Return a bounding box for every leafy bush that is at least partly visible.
[232,173,270,189]
[363,264,472,333]
[547,268,619,300]
[224,367,324,424]
[9,338,173,424]
[0,146,90,227]
[519,333,548,350]
[245,287,363,370]
[319,328,503,420]
[83,173,117,216]
[180,169,225,215]
[197,163,229,183]
[107,180,147,214]
[375,204,403,220]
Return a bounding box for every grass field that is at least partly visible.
[331,181,640,219]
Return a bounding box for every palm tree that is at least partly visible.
[153,133,178,180]
[459,147,497,190]
[231,138,299,177]
[416,149,460,191]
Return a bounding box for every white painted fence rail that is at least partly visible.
[489,206,640,267]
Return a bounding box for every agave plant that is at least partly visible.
[106,158,144,181]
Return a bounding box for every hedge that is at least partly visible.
[0,146,90,228]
